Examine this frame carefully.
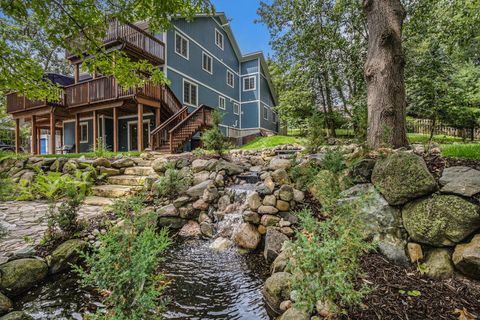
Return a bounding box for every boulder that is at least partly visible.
[152,158,169,173]
[452,234,480,279]
[50,158,68,172]
[233,223,261,250]
[264,177,275,193]
[215,160,244,175]
[247,192,262,211]
[279,307,309,320]
[256,183,273,196]
[217,195,231,211]
[186,180,213,199]
[97,166,120,177]
[209,237,232,252]
[62,160,78,175]
[402,194,480,246]
[191,159,210,172]
[272,169,291,185]
[0,258,48,297]
[258,206,279,215]
[243,211,260,224]
[202,184,219,203]
[111,158,135,169]
[193,199,209,211]
[193,171,210,185]
[264,228,289,263]
[157,204,178,217]
[439,166,480,197]
[269,158,291,170]
[279,185,294,202]
[293,189,305,203]
[376,233,409,266]
[178,203,195,219]
[158,217,187,229]
[349,158,376,184]
[261,214,281,227]
[262,272,292,314]
[424,249,454,279]
[47,239,88,274]
[0,293,11,316]
[371,152,437,205]
[173,196,190,208]
[0,312,33,320]
[263,195,277,207]
[178,220,201,238]
[276,200,290,212]
[92,158,111,168]
[200,221,215,238]
[407,243,424,263]
[271,251,290,273]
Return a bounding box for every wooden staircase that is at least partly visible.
[150,104,214,153]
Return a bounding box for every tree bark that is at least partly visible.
[364,0,408,148]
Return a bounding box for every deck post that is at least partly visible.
[93,110,98,151]
[154,107,161,149]
[15,118,20,154]
[49,110,56,155]
[60,128,63,152]
[137,103,144,152]
[75,113,81,153]
[31,115,37,155]
[74,64,80,84]
[113,107,119,152]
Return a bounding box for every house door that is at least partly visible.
[128,121,150,151]
[40,138,47,154]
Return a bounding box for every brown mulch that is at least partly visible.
[344,253,480,320]
[423,154,480,180]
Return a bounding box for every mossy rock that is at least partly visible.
[47,239,88,274]
[0,311,33,320]
[402,194,480,246]
[0,259,48,297]
[262,272,292,315]
[0,292,12,316]
[279,307,310,320]
[371,152,437,205]
[424,249,454,279]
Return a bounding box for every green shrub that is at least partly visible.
[0,174,16,201]
[288,158,322,191]
[321,149,345,173]
[305,113,325,152]
[201,110,229,155]
[74,196,171,320]
[155,162,192,199]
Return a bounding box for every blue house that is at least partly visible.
[5,13,278,155]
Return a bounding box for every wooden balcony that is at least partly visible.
[6,92,65,114]
[66,19,165,65]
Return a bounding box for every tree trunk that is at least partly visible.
[364,0,408,148]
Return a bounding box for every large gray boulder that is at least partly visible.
[453,234,480,279]
[262,272,292,315]
[47,239,88,274]
[233,223,261,250]
[186,180,213,199]
[215,160,244,175]
[269,158,291,170]
[371,152,437,205]
[439,166,480,197]
[0,258,48,297]
[264,228,289,263]
[151,158,169,173]
[111,157,135,169]
[402,194,480,246]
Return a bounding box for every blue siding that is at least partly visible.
[63,120,93,152]
[260,72,274,107]
[241,102,259,129]
[260,103,278,132]
[241,59,259,74]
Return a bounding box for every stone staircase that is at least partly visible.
[84,159,158,206]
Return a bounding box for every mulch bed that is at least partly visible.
[423,154,480,180]
[344,253,480,320]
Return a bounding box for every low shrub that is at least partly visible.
[201,110,229,155]
[0,174,16,201]
[155,162,192,199]
[74,195,171,320]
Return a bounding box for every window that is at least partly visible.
[219,96,226,110]
[215,29,224,50]
[227,70,234,87]
[233,103,240,115]
[175,32,189,59]
[263,105,268,120]
[243,76,256,91]
[202,52,213,74]
[183,80,198,106]
[80,122,88,143]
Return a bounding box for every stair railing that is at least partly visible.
[149,106,188,149]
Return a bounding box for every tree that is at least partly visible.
[201,110,229,155]
[363,0,408,148]
[0,0,213,101]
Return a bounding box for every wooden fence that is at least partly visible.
[407,119,478,140]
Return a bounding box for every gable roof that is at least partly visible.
[193,12,278,105]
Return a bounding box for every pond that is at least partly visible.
[14,239,272,320]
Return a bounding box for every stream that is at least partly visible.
[13,238,272,320]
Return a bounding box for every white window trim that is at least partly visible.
[127,119,151,152]
[263,105,269,121]
[218,96,226,110]
[233,102,240,115]
[183,79,198,107]
[79,122,88,143]
[202,52,213,74]
[215,28,224,50]
[174,31,189,60]
[243,76,256,92]
[227,70,234,88]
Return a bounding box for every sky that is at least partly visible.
[211,0,273,57]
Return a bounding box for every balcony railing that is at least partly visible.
[66,19,165,64]
[64,76,165,108]
[6,92,64,114]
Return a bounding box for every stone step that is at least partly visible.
[135,159,153,167]
[124,166,156,176]
[91,185,142,198]
[83,196,114,207]
[107,175,147,186]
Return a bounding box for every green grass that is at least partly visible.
[41,151,141,159]
[240,135,307,150]
[407,133,465,144]
[440,144,480,160]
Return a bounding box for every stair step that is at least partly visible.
[83,196,114,207]
[107,175,147,186]
[92,185,142,198]
[135,159,153,167]
[124,166,156,176]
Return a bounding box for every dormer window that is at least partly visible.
[215,29,224,50]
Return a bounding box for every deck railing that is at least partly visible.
[6,91,64,113]
[66,19,165,62]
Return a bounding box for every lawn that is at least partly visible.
[407,133,465,144]
[440,144,480,160]
[240,135,307,150]
[0,150,140,161]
